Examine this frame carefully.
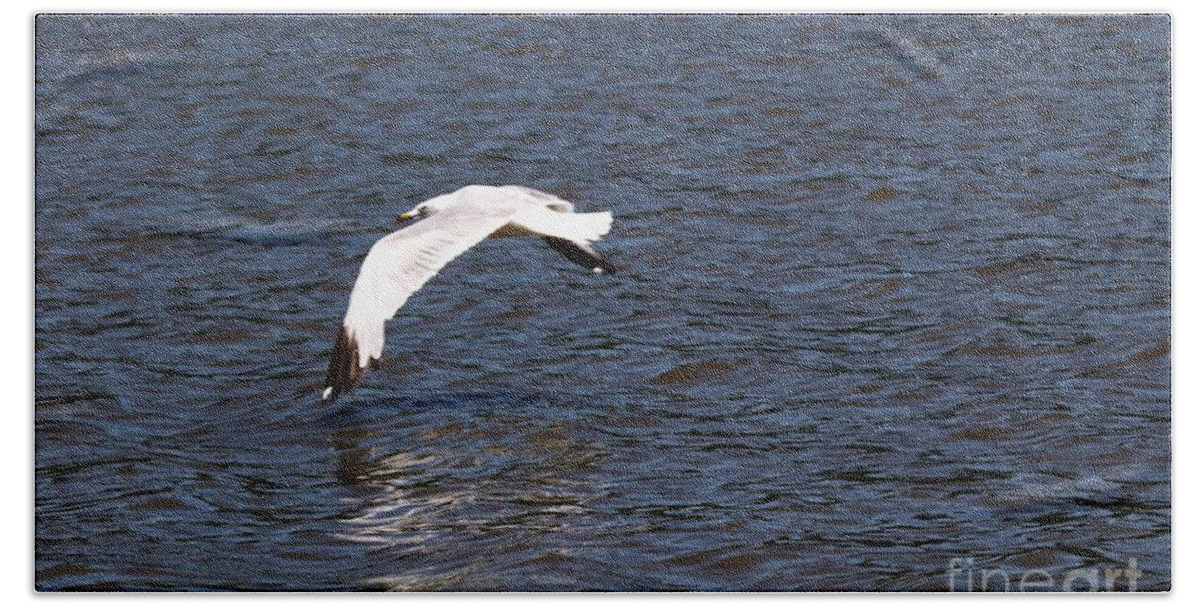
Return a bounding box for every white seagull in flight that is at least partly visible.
[322,185,615,401]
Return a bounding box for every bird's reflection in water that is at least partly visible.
[322,392,606,590]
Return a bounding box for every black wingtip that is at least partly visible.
[592,258,617,274]
[322,327,369,402]
[543,236,616,274]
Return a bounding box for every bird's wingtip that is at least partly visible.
[322,326,367,402]
[543,236,616,274]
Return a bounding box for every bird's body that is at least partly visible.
[322,185,614,401]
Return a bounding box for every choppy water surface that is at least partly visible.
[35,14,1170,591]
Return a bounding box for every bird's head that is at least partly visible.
[396,196,454,224]
[396,204,429,224]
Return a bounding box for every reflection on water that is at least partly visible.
[36,14,1169,590]
[326,396,606,590]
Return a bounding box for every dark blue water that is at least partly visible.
[35,14,1170,591]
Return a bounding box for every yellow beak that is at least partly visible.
[396,210,418,223]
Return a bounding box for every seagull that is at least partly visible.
[321,185,615,401]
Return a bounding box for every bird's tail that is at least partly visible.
[571,211,614,242]
[513,209,613,243]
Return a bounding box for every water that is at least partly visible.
[34,14,1170,591]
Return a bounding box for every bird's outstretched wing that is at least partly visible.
[504,201,615,274]
[322,205,518,401]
